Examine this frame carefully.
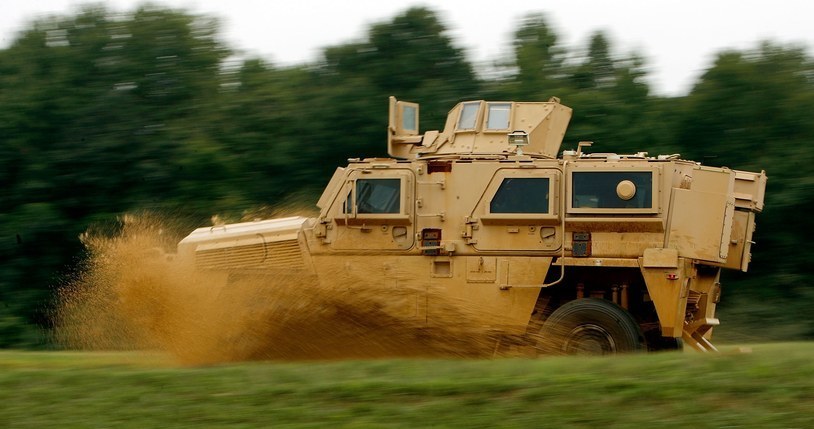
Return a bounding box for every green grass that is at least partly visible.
[2,344,814,428]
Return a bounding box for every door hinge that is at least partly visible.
[462,216,479,244]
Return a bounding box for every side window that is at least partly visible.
[490,178,550,213]
[401,105,417,132]
[457,102,481,130]
[485,102,511,130]
[572,171,653,209]
[347,178,400,214]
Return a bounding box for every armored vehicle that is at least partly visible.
[176,96,766,354]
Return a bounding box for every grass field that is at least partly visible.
[2,344,813,428]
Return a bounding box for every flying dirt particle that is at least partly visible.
[55,213,524,365]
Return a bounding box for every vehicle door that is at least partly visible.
[324,168,415,251]
[470,167,562,252]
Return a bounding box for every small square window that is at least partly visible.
[401,105,417,131]
[457,101,481,130]
[354,178,401,214]
[486,103,511,130]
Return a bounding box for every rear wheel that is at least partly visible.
[540,298,644,355]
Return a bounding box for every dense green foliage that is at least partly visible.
[2,344,814,427]
[1,5,812,346]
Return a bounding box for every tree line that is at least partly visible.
[1,4,812,347]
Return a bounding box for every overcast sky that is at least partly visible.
[2,0,812,96]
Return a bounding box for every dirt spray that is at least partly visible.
[55,214,517,365]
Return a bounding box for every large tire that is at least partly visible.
[540,298,644,355]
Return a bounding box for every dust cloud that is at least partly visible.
[55,214,513,365]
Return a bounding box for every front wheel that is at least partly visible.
[539,298,644,355]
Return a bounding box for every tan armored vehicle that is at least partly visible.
[177,96,766,354]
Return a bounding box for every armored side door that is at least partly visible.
[313,167,422,321]
[440,166,561,326]
[323,168,416,251]
[470,167,563,253]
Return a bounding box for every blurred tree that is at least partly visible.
[489,13,567,101]
[556,31,660,154]
[318,7,479,140]
[490,21,665,154]
[0,5,233,346]
[210,59,329,204]
[571,32,615,90]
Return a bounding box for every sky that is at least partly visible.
[1,0,812,96]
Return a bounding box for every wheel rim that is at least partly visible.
[563,324,617,355]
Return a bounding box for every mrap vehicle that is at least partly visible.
[176,96,767,354]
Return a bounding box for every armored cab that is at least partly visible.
[177,96,766,354]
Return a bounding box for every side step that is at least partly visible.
[681,318,720,352]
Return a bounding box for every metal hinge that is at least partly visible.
[316,218,333,242]
[462,216,478,244]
